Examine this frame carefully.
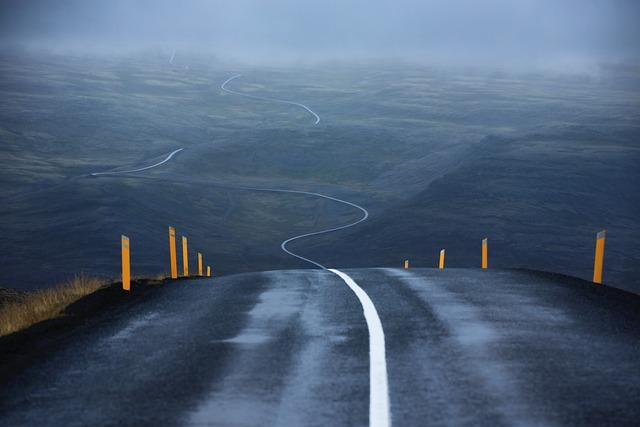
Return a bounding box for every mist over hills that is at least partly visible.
[0,0,639,291]
[0,50,638,292]
[1,0,639,70]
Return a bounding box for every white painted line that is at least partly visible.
[221,74,321,125]
[91,148,184,176]
[329,269,391,427]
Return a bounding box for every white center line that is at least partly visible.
[329,268,391,427]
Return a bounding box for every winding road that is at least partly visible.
[89,75,367,273]
[3,70,640,427]
[241,187,369,269]
[85,72,384,425]
[221,74,321,125]
[90,148,184,176]
[222,74,364,270]
[86,73,383,424]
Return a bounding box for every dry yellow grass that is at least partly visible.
[136,272,167,282]
[0,274,108,337]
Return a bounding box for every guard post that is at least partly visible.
[482,238,488,269]
[169,227,178,279]
[121,235,131,291]
[182,236,189,277]
[593,230,606,284]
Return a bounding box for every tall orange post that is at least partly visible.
[169,227,178,279]
[403,260,409,269]
[482,238,488,269]
[182,236,189,277]
[207,266,212,277]
[593,230,606,284]
[121,235,131,291]
[439,249,445,269]
[198,253,203,276]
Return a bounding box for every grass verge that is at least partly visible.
[0,275,108,337]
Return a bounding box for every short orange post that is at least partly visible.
[593,230,606,284]
[438,249,445,269]
[182,236,189,277]
[207,266,211,277]
[169,227,178,279]
[403,260,409,269]
[121,235,131,291]
[198,253,203,277]
[481,238,488,269]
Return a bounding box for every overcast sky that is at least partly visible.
[1,0,638,68]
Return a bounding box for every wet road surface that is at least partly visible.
[1,268,639,426]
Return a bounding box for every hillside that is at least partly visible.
[0,52,639,293]
[302,128,640,292]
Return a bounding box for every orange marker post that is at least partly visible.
[593,230,606,284]
[404,260,409,269]
[121,235,131,291]
[169,227,178,279]
[198,253,203,277]
[182,236,189,277]
[439,249,445,270]
[482,238,488,269]
[207,266,211,277]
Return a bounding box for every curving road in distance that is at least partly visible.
[221,74,321,125]
[86,73,384,425]
[90,148,184,176]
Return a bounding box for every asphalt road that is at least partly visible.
[221,74,321,124]
[90,148,184,176]
[1,268,639,426]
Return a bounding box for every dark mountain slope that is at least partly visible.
[302,127,640,292]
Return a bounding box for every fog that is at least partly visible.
[1,0,639,69]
